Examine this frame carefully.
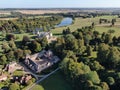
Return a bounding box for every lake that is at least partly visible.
[55,17,73,27]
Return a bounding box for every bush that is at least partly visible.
[9,83,20,90]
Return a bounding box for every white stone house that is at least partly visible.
[37,32,53,40]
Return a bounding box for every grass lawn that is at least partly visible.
[32,70,73,90]
[52,15,120,37]
[31,85,44,90]
[15,33,36,42]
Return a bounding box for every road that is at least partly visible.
[27,67,60,90]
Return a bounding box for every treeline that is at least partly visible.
[0,15,63,33]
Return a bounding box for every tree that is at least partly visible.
[108,29,115,34]
[14,49,23,60]
[23,50,31,56]
[22,35,30,46]
[106,77,115,85]
[91,22,95,30]
[6,34,15,41]
[76,46,86,55]
[89,61,104,71]
[9,83,20,90]
[104,34,113,44]
[111,19,116,26]
[97,43,110,64]
[85,71,100,84]
[62,50,76,59]
[8,40,16,49]
[40,37,48,48]
[101,32,106,42]
[60,58,91,80]
[99,19,102,24]
[26,80,32,85]
[112,36,118,45]
[107,47,120,68]
[89,85,102,90]
[84,34,92,45]
[29,41,42,53]
[2,42,11,52]
[100,82,109,90]
[64,34,78,50]
[7,50,15,61]
[62,27,71,35]
[93,31,99,38]
[0,55,7,65]
[86,45,92,56]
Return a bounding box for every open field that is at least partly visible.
[0,16,50,20]
[0,12,11,15]
[0,17,18,20]
[15,10,79,15]
[52,15,120,36]
[34,70,73,90]
[15,33,36,41]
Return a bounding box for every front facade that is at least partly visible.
[37,32,53,40]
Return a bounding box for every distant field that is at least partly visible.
[0,17,18,20]
[52,15,120,36]
[15,10,79,15]
[0,12,11,15]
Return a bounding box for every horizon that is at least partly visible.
[1,7,120,9]
[1,0,120,8]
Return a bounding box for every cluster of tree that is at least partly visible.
[9,78,36,90]
[101,31,120,46]
[52,26,100,58]
[99,18,116,26]
[0,15,63,33]
[21,35,48,52]
[99,19,108,24]
[62,27,71,35]
[50,25,120,90]
[0,35,48,65]
[97,43,120,69]
[112,36,120,45]
[60,53,109,90]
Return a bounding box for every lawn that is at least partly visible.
[32,70,73,90]
[31,85,44,90]
[52,15,120,37]
[15,33,36,42]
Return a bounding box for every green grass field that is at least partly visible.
[52,15,120,37]
[32,70,73,90]
[15,33,36,41]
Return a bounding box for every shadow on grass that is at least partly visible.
[31,36,37,40]
[40,70,74,90]
[15,41,22,48]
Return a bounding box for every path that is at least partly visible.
[27,67,60,90]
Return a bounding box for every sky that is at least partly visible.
[0,0,120,8]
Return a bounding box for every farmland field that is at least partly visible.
[52,15,120,36]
